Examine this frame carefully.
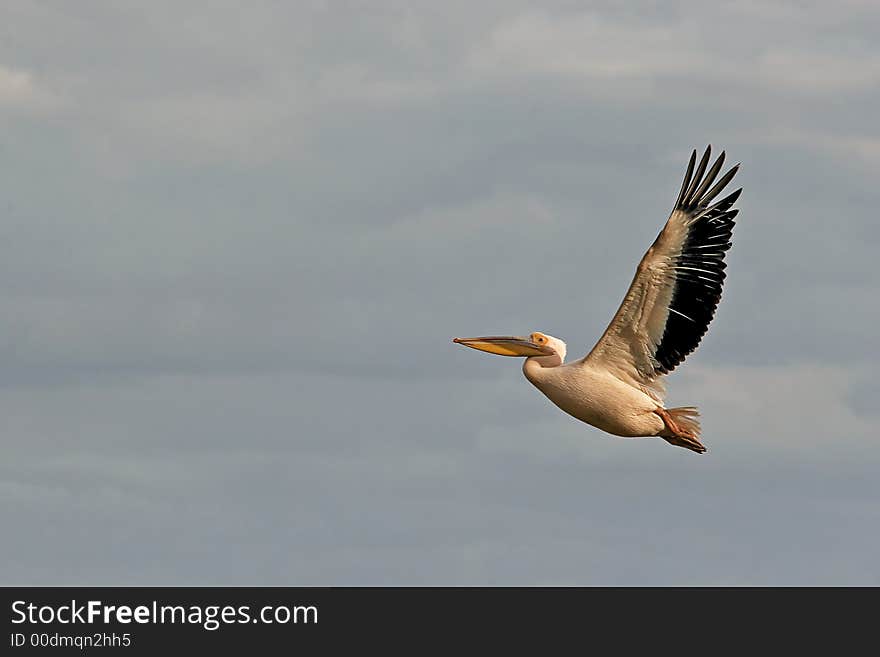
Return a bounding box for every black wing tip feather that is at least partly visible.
[653,147,742,375]
[674,146,740,213]
[674,150,698,208]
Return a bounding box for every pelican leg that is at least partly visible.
[655,408,706,454]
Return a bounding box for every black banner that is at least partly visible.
[1,587,871,652]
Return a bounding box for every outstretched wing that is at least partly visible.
[582,146,741,399]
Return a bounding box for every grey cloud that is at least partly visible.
[1,1,878,585]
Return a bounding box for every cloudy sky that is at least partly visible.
[2,1,878,585]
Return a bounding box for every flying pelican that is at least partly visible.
[453,146,741,453]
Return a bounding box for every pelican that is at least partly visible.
[453,146,741,453]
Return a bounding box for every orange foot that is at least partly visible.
[655,408,706,454]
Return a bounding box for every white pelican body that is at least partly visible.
[524,360,665,438]
[454,146,742,453]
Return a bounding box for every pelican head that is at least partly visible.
[453,332,567,364]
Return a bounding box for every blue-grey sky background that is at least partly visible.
[2,1,878,585]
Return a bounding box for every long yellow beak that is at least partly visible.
[452,336,554,357]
